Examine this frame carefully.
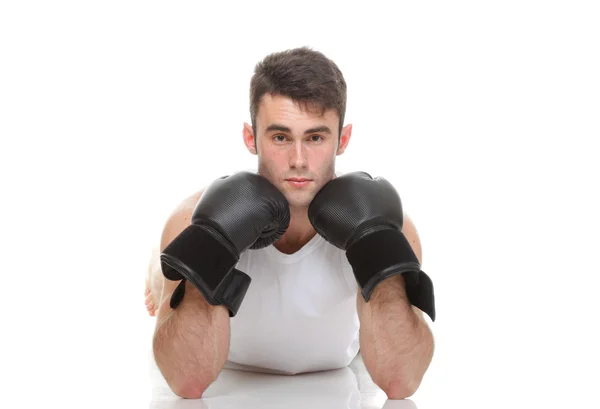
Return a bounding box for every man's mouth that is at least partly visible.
[286,178,312,187]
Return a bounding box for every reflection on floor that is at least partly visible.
[149,352,418,409]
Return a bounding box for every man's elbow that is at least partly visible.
[170,378,211,399]
[382,377,421,400]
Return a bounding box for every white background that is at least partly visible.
[1,1,599,408]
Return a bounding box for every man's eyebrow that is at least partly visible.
[304,126,332,135]
[265,124,291,133]
[264,124,332,135]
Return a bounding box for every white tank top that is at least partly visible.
[224,218,361,375]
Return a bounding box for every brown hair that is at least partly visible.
[249,46,347,138]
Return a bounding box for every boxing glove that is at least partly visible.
[308,171,435,322]
[161,171,290,316]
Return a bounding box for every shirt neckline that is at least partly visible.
[263,233,325,264]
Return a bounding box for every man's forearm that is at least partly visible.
[153,281,230,398]
[358,274,434,399]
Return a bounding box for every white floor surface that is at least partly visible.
[149,351,396,409]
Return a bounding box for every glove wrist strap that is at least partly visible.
[346,228,436,321]
[160,224,239,303]
[168,269,251,317]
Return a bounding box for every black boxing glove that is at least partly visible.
[161,171,290,317]
[308,171,435,322]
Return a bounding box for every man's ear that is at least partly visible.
[336,123,352,155]
[243,122,257,155]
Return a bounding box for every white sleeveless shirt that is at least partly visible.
[223,174,361,374]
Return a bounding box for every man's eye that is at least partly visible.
[274,135,286,142]
[310,135,323,142]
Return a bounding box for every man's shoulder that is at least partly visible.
[171,188,206,219]
[179,168,257,208]
[160,168,257,250]
[402,214,422,264]
[159,188,205,251]
[182,189,205,209]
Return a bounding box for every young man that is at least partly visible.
[144,47,435,400]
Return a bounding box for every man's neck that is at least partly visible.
[273,207,317,255]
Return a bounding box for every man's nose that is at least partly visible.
[289,141,307,168]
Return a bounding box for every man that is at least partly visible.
[144,47,435,400]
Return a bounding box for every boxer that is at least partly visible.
[144,46,435,400]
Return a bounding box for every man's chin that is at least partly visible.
[284,193,314,209]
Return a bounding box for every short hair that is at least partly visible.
[250,46,347,137]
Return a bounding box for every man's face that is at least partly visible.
[243,94,352,209]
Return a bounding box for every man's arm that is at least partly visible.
[152,189,231,399]
[357,214,435,399]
